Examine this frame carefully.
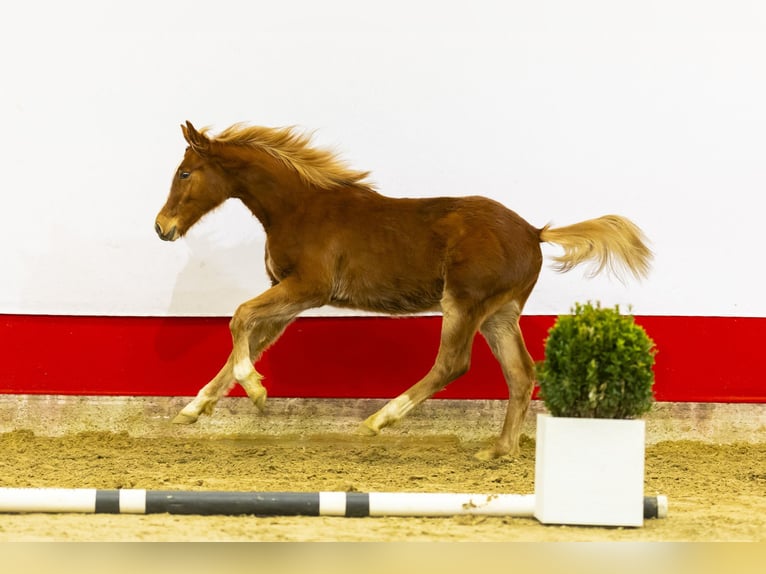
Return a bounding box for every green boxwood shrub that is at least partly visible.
[536,302,657,419]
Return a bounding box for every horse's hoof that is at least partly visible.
[474,447,500,461]
[251,390,267,412]
[474,442,518,460]
[172,412,199,425]
[475,446,519,461]
[356,421,379,437]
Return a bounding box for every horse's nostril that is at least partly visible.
[155,223,178,241]
[155,221,177,241]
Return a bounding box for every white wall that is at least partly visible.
[1,0,764,317]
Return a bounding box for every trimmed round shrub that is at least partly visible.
[537,302,657,419]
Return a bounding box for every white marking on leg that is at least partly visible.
[233,358,255,382]
[385,394,415,419]
[369,394,415,429]
[178,394,209,418]
[189,395,210,411]
[173,395,209,423]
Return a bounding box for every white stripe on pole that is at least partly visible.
[319,491,346,516]
[0,488,97,513]
[368,493,535,517]
[119,489,146,514]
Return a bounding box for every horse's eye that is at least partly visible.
[179,171,191,180]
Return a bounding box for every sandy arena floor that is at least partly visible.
[1,401,764,542]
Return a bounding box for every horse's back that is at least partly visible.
[319,193,543,312]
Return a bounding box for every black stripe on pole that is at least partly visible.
[345,492,370,517]
[94,490,120,514]
[643,495,659,519]
[144,491,321,516]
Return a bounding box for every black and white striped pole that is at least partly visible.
[0,488,667,519]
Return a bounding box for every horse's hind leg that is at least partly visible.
[360,294,482,435]
[475,300,536,460]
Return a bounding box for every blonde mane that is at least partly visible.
[207,123,375,191]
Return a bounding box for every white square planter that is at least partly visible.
[534,413,646,527]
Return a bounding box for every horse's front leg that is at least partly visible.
[173,354,237,424]
[229,281,317,411]
[173,287,303,424]
[172,320,292,424]
[172,322,286,424]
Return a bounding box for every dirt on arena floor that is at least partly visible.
[0,428,764,541]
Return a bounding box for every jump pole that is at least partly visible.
[0,488,667,519]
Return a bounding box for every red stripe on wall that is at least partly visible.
[0,314,763,402]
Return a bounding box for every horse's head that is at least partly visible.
[155,122,230,241]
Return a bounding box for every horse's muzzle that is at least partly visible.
[155,221,178,242]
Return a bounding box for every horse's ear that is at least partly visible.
[181,121,210,156]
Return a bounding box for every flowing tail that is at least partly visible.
[539,215,652,281]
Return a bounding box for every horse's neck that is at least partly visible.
[235,158,313,231]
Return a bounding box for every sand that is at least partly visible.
[1,428,764,541]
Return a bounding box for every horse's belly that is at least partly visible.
[329,275,443,315]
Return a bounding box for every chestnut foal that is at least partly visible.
[155,122,651,459]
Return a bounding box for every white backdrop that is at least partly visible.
[1,0,764,317]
